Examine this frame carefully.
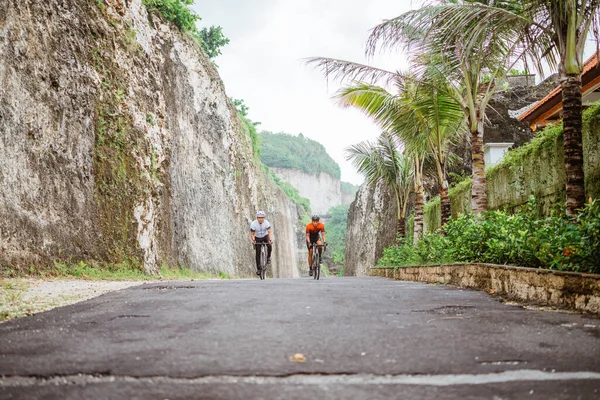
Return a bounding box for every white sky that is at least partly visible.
[192,0,415,185]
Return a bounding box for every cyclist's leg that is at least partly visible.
[317,239,323,257]
[255,238,264,272]
[266,242,272,263]
[306,241,312,268]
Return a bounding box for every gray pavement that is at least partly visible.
[0,277,599,399]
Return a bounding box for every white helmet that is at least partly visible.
[256,210,266,217]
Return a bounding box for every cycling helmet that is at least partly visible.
[311,214,320,221]
[256,210,266,218]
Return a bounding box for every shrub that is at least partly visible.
[378,199,600,274]
[142,0,200,32]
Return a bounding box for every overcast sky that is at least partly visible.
[192,0,415,185]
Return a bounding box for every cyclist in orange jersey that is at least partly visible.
[305,214,326,276]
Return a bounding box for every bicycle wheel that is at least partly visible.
[259,245,266,280]
[312,246,320,280]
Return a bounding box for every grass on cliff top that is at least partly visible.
[2,260,230,281]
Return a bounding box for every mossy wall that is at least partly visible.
[583,106,600,200]
[423,197,440,233]
[423,104,600,233]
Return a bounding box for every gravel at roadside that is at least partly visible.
[0,279,159,322]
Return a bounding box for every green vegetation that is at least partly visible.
[0,280,32,321]
[424,103,600,232]
[240,114,261,159]
[2,260,219,281]
[264,166,311,218]
[193,26,230,59]
[325,204,350,265]
[259,131,341,179]
[487,124,563,181]
[141,1,229,61]
[379,198,600,274]
[142,0,199,32]
[91,42,153,266]
[231,98,249,117]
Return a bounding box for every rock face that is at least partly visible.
[344,181,397,276]
[271,168,341,215]
[0,0,300,277]
[341,192,355,205]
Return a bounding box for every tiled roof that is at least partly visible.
[518,53,600,123]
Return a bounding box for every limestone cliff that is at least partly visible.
[0,0,300,277]
[271,168,341,215]
[344,181,397,276]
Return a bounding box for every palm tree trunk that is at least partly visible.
[397,216,406,238]
[413,158,424,246]
[435,157,451,225]
[561,73,585,215]
[394,189,405,238]
[471,117,487,214]
[440,183,450,225]
[413,184,424,247]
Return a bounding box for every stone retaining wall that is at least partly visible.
[371,264,600,314]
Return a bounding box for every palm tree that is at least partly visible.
[345,133,414,238]
[360,1,528,215]
[335,76,465,225]
[407,0,600,214]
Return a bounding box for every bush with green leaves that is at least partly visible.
[194,26,230,59]
[378,198,600,274]
[142,0,199,32]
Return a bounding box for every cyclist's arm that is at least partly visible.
[267,227,273,243]
[250,231,256,243]
[305,232,311,243]
[321,232,326,243]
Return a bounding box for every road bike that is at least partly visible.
[310,243,326,280]
[254,242,269,280]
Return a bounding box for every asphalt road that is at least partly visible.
[1,277,599,399]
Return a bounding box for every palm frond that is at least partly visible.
[304,57,399,86]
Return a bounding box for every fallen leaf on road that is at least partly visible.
[290,353,306,362]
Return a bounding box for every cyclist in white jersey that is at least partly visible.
[250,211,273,275]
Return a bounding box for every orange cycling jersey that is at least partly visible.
[306,222,325,241]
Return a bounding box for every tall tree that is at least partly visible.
[336,77,465,225]
[362,1,527,215]
[345,133,414,238]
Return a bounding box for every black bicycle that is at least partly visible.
[254,242,269,280]
[310,243,326,280]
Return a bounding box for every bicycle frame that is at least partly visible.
[255,242,269,280]
[311,243,324,280]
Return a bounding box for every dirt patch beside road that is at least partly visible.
[0,279,157,322]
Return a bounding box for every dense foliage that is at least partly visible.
[324,204,350,265]
[378,198,600,274]
[259,132,341,179]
